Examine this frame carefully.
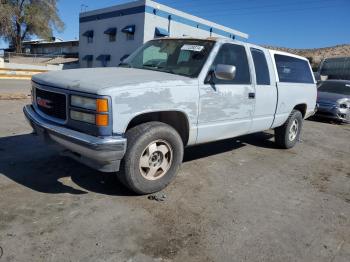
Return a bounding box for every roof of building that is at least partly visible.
[23,38,78,46]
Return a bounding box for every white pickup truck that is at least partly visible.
[24,37,317,194]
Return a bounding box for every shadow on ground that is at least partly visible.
[0,132,277,196]
[307,116,349,125]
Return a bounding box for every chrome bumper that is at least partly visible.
[315,104,350,123]
[23,105,127,172]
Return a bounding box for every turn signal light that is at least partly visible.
[96,114,108,126]
[96,99,108,112]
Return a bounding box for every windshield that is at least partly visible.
[120,39,215,78]
[318,82,350,95]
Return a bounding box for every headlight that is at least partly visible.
[71,95,109,112]
[337,98,350,109]
[70,110,96,124]
[70,96,109,126]
[70,110,109,126]
[71,95,97,110]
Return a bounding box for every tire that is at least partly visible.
[274,110,303,149]
[118,122,184,195]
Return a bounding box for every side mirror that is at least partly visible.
[214,64,236,81]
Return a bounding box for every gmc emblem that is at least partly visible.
[37,97,53,109]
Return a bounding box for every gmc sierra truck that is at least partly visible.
[24,37,317,194]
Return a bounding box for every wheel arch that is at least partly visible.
[293,103,307,118]
[125,110,191,146]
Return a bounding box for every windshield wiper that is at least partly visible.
[143,63,164,69]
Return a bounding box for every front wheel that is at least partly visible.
[275,110,303,149]
[118,122,184,194]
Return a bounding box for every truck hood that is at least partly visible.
[32,67,194,93]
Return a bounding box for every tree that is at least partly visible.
[0,0,64,53]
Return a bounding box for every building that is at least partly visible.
[22,37,79,57]
[79,0,248,68]
[2,37,79,69]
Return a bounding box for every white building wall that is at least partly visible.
[79,1,146,68]
[144,13,216,41]
[144,0,247,40]
[79,0,248,68]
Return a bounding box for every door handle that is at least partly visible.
[248,92,255,99]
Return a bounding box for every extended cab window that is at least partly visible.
[275,54,314,84]
[251,48,270,85]
[212,44,251,84]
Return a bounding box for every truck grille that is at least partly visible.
[35,88,67,121]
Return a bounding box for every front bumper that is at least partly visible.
[315,104,350,123]
[23,105,127,172]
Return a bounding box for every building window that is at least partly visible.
[87,59,93,68]
[104,28,117,42]
[83,30,94,44]
[126,33,134,41]
[154,27,169,38]
[109,34,116,42]
[97,54,111,67]
[122,25,135,41]
[83,55,93,68]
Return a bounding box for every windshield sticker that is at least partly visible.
[181,45,204,52]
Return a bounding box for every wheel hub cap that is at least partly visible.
[289,119,299,142]
[139,140,173,181]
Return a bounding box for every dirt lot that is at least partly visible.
[0,80,349,262]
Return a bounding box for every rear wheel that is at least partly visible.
[119,122,184,194]
[275,110,303,149]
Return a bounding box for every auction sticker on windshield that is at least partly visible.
[181,45,204,52]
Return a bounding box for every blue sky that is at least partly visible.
[1,0,350,49]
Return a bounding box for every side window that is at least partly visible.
[251,48,270,85]
[212,44,251,84]
[275,54,314,84]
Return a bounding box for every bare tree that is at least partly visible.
[0,0,64,53]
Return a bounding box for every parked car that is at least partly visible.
[315,80,350,123]
[24,37,317,194]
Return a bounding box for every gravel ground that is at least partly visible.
[0,80,349,262]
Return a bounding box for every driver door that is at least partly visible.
[196,43,255,144]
